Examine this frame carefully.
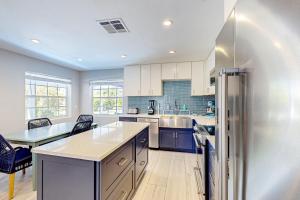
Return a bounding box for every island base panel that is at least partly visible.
[37,155,97,200]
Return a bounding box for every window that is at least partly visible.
[91,81,123,115]
[25,72,71,120]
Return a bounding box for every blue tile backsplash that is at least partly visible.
[128,81,215,115]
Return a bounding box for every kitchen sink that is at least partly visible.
[159,115,193,129]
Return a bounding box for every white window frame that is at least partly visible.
[91,80,124,115]
[25,72,72,121]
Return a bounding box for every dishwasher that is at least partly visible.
[137,118,159,149]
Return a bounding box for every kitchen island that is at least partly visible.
[32,121,149,200]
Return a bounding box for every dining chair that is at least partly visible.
[76,114,93,123]
[0,134,32,200]
[28,118,52,130]
[69,120,93,136]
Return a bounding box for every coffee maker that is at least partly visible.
[148,100,155,115]
[206,100,215,115]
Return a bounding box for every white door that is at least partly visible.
[140,65,151,96]
[124,65,141,96]
[162,63,176,80]
[191,62,205,96]
[176,62,192,80]
[150,64,162,96]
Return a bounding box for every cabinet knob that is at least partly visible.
[140,139,147,144]
[140,161,146,166]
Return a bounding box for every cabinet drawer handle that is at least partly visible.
[140,139,147,144]
[117,158,128,167]
[119,191,128,200]
[140,161,146,166]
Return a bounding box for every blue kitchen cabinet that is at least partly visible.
[159,129,176,149]
[176,130,194,151]
[159,128,194,152]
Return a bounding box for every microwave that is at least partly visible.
[209,68,216,86]
[210,76,215,86]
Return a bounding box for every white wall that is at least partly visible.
[0,49,80,133]
[224,0,237,21]
[79,69,124,126]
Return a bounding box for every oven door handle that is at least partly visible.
[193,125,199,132]
[193,134,201,149]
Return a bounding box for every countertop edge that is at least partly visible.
[119,114,216,126]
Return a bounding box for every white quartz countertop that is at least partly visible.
[192,115,215,126]
[119,114,215,126]
[32,122,149,161]
[206,135,215,149]
[120,114,161,118]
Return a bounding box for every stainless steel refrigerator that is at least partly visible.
[214,0,300,200]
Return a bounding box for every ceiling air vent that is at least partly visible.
[97,18,129,34]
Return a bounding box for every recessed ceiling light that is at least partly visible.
[273,41,282,49]
[163,19,173,27]
[169,50,176,54]
[77,58,83,62]
[121,54,127,58]
[31,39,40,44]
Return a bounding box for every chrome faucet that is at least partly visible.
[174,99,180,114]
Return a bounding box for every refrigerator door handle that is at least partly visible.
[216,68,246,200]
[219,71,229,200]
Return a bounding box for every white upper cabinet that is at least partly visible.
[124,61,200,97]
[125,64,162,97]
[140,65,151,96]
[204,50,216,95]
[162,63,177,80]
[162,62,191,80]
[176,62,192,80]
[150,64,162,96]
[191,62,205,96]
[124,65,141,96]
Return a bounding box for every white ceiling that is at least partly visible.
[0,0,224,71]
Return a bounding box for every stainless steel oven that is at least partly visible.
[193,125,209,199]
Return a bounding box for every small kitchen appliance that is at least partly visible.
[148,100,156,115]
[127,108,139,114]
[206,101,215,115]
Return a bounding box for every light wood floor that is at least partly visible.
[0,150,201,200]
